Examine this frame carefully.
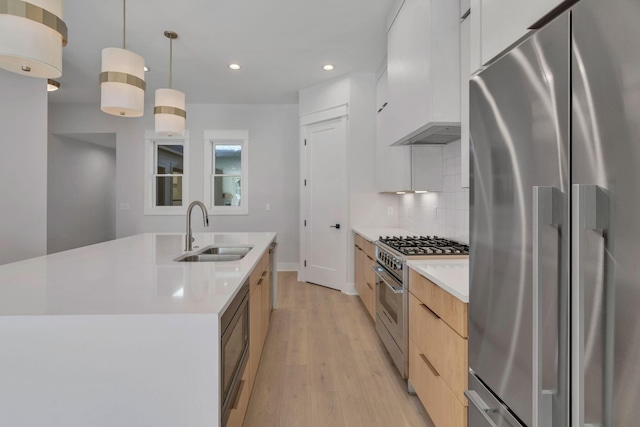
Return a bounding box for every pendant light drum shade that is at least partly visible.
[100,47,145,117]
[0,0,67,78]
[155,88,186,136]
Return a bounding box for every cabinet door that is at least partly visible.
[249,285,262,389]
[387,0,432,145]
[469,0,482,74]
[376,69,388,113]
[460,16,470,188]
[376,70,412,193]
[261,271,270,346]
[481,0,566,65]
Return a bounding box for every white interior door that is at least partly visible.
[302,117,347,291]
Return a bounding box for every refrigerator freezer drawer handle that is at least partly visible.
[533,186,563,427]
[464,390,499,427]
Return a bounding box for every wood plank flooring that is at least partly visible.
[243,272,435,427]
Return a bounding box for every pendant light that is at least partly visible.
[0,0,68,78]
[154,30,186,136]
[99,0,145,117]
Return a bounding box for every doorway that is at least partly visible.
[47,133,117,254]
[300,116,348,291]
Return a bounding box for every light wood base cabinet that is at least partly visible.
[225,360,251,427]
[237,247,272,427]
[409,340,467,427]
[354,233,376,321]
[409,267,469,427]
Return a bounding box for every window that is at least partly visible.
[145,130,190,215]
[204,130,248,215]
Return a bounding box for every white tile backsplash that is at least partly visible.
[398,140,469,243]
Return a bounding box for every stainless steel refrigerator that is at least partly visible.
[468,0,640,426]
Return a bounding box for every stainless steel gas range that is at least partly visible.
[373,236,469,379]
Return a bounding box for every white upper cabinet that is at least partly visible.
[385,0,461,146]
[481,0,567,65]
[469,0,482,75]
[460,9,470,188]
[376,67,412,192]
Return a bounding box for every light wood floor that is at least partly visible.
[243,272,435,427]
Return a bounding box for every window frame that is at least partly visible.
[203,130,249,215]
[144,130,190,215]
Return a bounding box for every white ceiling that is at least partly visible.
[49,0,393,105]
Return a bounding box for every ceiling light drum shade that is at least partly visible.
[154,88,186,136]
[0,0,67,78]
[100,47,145,117]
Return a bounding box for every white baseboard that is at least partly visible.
[342,282,358,295]
[277,262,299,272]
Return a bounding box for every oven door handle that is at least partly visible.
[372,266,403,294]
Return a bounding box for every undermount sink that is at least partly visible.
[174,245,253,262]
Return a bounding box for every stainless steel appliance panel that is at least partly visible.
[469,14,570,426]
[572,1,640,425]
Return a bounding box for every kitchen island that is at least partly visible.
[0,232,276,427]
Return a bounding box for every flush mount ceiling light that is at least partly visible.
[228,63,241,70]
[99,0,145,117]
[47,79,60,91]
[0,0,68,78]
[144,65,149,72]
[154,30,186,136]
[322,64,335,71]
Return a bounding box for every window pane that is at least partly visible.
[156,176,183,206]
[214,145,242,175]
[214,176,242,206]
[157,145,184,174]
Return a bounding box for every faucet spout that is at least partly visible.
[186,201,210,251]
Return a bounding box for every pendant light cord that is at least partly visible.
[169,37,173,88]
[123,0,126,49]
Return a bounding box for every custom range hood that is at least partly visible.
[391,122,461,146]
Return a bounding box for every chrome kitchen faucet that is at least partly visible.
[185,201,209,251]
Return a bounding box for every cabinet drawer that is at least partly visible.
[409,340,467,427]
[409,268,468,337]
[409,293,468,406]
[225,361,250,427]
[354,233,376,260]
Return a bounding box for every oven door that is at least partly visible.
[373,264,403,346]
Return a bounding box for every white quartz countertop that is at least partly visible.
[352,226,416,243]
[406,259,469,303]
[0,232,276,316]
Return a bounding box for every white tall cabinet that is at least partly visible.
[480,0,569,65]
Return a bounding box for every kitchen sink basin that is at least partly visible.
[174,245,253,262]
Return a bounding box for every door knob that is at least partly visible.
[330,224,341,229]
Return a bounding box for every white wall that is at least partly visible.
[48,103,300,267]
[398,140,469,242]
[0,71,48,265]
[299,74,398,293]
[47,135,116,254]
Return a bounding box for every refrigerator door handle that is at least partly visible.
[465,390,499,427]
[533,186,563,427]
[572,184,609,427]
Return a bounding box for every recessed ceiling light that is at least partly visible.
[322,64,335,71]
[47,79,60,92]
[144,66,150,72]
[229,64,241,70]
